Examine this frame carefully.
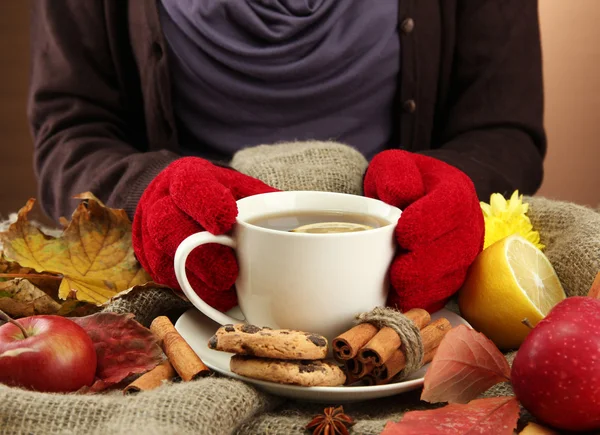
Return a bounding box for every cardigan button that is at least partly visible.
[403,99,417,114]
[400,18,415,34]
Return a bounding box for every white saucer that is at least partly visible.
[175,307,470,403]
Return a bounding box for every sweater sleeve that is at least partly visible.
[28,0,179,222]
[420,0,546,201]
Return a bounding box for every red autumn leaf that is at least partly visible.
[421,325,510,404]
[588,271,600,299]
[380,397,519,435]
[72,312,164,390]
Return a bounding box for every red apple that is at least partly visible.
[0,315,97,392]
[511,296,600,432]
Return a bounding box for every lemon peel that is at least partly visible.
[459,234,565,350]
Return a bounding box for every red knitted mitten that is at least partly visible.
[132,158,277,312]
[364,150,484,312]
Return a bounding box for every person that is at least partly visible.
[28,0,544,312]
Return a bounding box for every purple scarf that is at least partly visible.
[159,0,400,160]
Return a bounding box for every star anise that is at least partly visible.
[306,405,355,435]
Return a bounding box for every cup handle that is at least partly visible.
[174,232,244,325]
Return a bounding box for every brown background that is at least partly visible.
[536,0,600,204]
[1,1,599,224]
[0,2,39,221]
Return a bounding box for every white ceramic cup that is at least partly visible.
[174,191,402,340]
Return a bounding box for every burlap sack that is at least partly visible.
[0,375,279,435]
[525,196,600,297]
[0,147,596,434]
[230,141,369,196]
[238,366,524,435]
[102,287,191,328]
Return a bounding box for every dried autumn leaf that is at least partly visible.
[0,193,152,305]
[588,271,600,299]
[72,312,164,391]
[55,300,101,318]
[0,278,61,317]
[0,255,62,296]
[0,255,36,275]
[421,325,510,404]
[0,255,98,317]
[380,397,519,435]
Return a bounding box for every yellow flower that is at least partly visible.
[480,190,544,250]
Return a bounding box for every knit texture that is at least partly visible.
[355,307,424,379]
[132,157,278,313]
[364,150,485,311]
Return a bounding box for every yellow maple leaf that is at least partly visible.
[0,193,152,305]
[0,278,62,317]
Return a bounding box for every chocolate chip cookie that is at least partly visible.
[230,355,346,387]
[208,323,328,360]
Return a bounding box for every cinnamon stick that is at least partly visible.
[343,364,362,386]
[346,357,375,378]
[123,361,176,394]
[372,318,452,384]
[150,316,179,342]
[357,308,431,366]
[373,346,440,385]
[332,323,379,360]
[150,316,210,381]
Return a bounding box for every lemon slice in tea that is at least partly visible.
[290,222,374,234]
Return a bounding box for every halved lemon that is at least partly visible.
[458,234,566,350]
[290,222,374,234]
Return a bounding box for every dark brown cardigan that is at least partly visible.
[28,0,545,222]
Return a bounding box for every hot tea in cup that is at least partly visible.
[174,191,402,341]
[247,210,389,233]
